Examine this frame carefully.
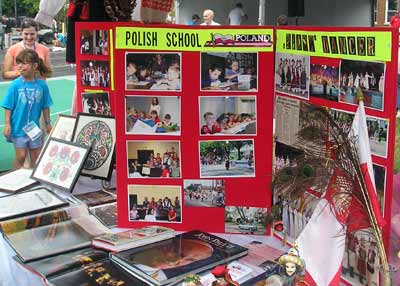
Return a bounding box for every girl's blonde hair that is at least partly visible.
[16,49,51,78]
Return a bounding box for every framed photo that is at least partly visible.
[0,187,68,221]
[48,115,76,141]
[80,60,110,88]
[72,113,116,180]
[126,140,181,178]
[339,59,385,111]
[128,185,182,223]
[201,52,258,92]
[125,96,181,135]
[275,52,310,100]
[32,138,90,192]
[125,52,181,91]
[82,92,111,116]
[199,139,255,178]
[199,96,256,136]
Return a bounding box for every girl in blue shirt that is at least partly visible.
[1,49,53,169]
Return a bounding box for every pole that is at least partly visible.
[258,0,266,25]
[14,0,17,19]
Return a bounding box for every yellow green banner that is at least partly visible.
[276,29,392,62]
[115,27,274,52]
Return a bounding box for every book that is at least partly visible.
[92,226,175,252]
[0,187,68,221]
[110,230,248,286]
[89,202,117,228]
[0,204,111,262]
[15,247,109,279]
[48,259,151,286]
[0,168,38,192]
[74,190,116,207]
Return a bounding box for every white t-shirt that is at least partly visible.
[200,20,221,26]
[228,7,245,25]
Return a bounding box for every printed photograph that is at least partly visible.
[225,206,267,235]
[183,180,225,208]
[329,109,388,158]
[201,52,258,91]
[79,30,93,54]
[199,96,256,135]
[128,185,182,223]
[125,53,181,91]
[94,30,109,55]
[126,96,180,135]
[275,52,310,99]
[80,60,110,88]
[90,202,117,228]
[339,59,385,110]
[82,92,111,116]
[199,140,255,178]
[309,63,340,101]
[127,141,181,178]
[79,30,108,55]
[342,231,379,286]
[373,164,386,213]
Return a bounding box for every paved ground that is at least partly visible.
[200,163,255,177]
[0,46,75,171]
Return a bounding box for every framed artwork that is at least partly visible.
[0,187,69,221]
[72,113,116,180]
[48,115,77,141]
[32,138,90,192]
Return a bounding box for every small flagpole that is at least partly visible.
[352,89,391,286]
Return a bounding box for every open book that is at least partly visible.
[0,204,111,262]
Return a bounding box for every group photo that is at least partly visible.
[82,92,111,116]
[309,62,340,101]
[199,140,255,178]
[125,53,181,91]
[201,52,258,91]
[127,141,181,178]
[128,185,181,223]
[80,60,110,88]
[183,180,225,208]
[339,59,385,110]
[126,96,181,135]
[275,53,310,99]
[199,96,256,135]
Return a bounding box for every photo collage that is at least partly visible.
[123,51,263,231]
[79,29,112,116]
[272,29,394,286]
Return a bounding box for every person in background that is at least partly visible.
[277,14,289,26]
[390,10,400,30]
[227,3,247,25]
[189,14,201,25]
[201,9,220,26]
[2,18,52,80]
[53,32,66,47]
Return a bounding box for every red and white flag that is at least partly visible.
[296,187,347,286]
[295,100,384,286]
[350,100,385,228]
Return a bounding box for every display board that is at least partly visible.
[273,26,398,286]
[75,23,275,233]
[73,24,397,244]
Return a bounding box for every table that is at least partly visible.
[0,172,288,286]
[0,174,116,286]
